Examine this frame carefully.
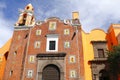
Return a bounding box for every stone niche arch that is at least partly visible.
[39,60,64,73]
[36,53,66,80]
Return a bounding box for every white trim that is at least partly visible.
[46,37,58,52]
[27,12,33,16]
[63,19,71,25]
[20,13,23,16]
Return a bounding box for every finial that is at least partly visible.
[25,3,34,11]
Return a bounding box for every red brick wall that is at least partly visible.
[3,29,30,80]
[25,18,84,80]
[4,18,85,80]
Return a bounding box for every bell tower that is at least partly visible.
[3,3,35,80]
[15,3,35,26]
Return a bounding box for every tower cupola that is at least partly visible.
[15,3,35,26]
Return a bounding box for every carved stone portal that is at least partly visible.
[36,53,66,80]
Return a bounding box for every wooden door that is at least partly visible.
[42,64,60,80]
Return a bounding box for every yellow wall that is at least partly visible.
[82,29,106,80]
[0,39,11,80]
[0,39,11,53]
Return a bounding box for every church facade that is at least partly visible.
[3,4,84,80]
[0,4,120,80]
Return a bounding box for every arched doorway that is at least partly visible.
[99,70,109,80]
[42,64,60,80]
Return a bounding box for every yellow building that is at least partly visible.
[0,39,11,80]
[82,29,107,80]
[82,24,120,80]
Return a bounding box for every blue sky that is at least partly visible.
[0,0,120,47]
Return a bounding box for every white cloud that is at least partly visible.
[78,0,120,32]
[1,0,120,47]
[32,0,120,32]
[0,2,14,48]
